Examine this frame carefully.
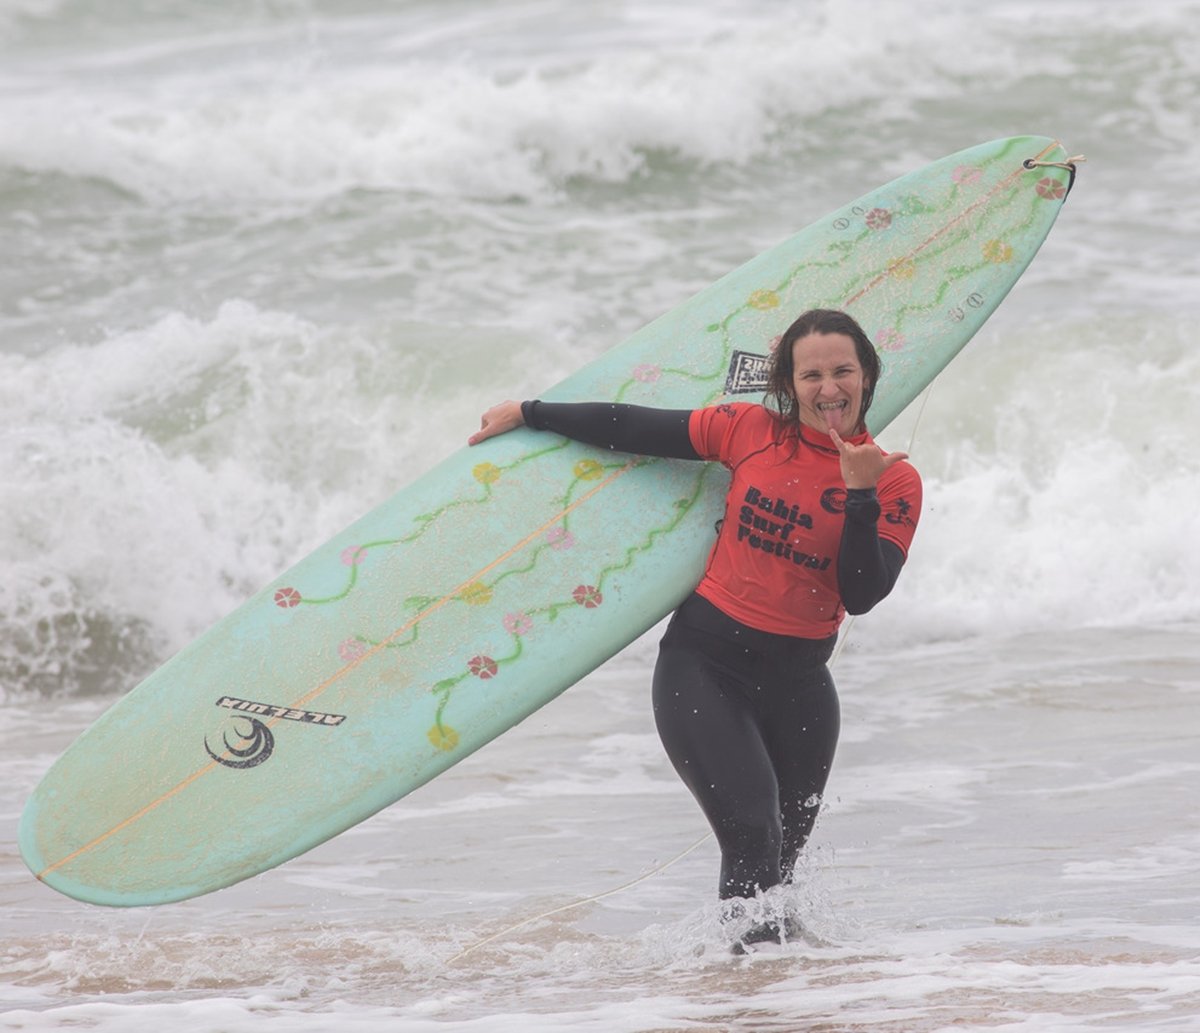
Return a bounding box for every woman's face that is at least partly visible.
[789,331,867,437]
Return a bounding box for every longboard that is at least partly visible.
[19,136,1078,906]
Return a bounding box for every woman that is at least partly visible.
[468,309,921,950]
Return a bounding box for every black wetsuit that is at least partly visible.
[522,401,904,899]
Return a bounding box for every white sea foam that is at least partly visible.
[3,304,1196,697]
[0,299,514,694]
[2,0,1195,210]
[0,320,1190,697]
[863,310,1200,649]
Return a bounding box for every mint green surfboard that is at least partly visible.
[20,136,1079,906]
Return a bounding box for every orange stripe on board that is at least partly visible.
[37,761,221,881]
[37,458,641,883]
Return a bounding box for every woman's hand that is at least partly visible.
[829,427,908,489]
[468,400,525,446]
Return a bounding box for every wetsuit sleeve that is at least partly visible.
[521,400,702,460]
[838,488,905,615]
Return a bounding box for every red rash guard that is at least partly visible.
[689,403,920,638]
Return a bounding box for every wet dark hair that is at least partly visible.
[764,308,880,432]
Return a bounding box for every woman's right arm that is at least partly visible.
[468,400,701,461]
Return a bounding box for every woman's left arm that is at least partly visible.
[828,427,910,614]
[838,490,905,614]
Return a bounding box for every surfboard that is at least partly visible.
[20,136,1079,906]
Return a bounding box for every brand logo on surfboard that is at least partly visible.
[214,696,348,726]
[204,696,348,771]
[205,717,275,769]
[725,350,769,395]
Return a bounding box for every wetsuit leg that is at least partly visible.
[761,663,840,883]
[652,629,784,898]
[651,594,839,900]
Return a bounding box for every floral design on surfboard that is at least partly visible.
[261,140,1073,759]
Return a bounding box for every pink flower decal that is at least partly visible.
[876,328,906,352]
[274,587,302,608]
[953,165,982,185]
[573,585,603,608]
[504,612,532,636]
[546,527,575,550]
[1036,177,1067,200]
[340,545,367,566]
[339,637,368,662]
[866,208,892,230]
[468,655,499,679]
[633,364,661,383]
[768,334,782,353]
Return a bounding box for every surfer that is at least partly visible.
[469,308,921,953]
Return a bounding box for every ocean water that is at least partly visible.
[3,0,1199,1029]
